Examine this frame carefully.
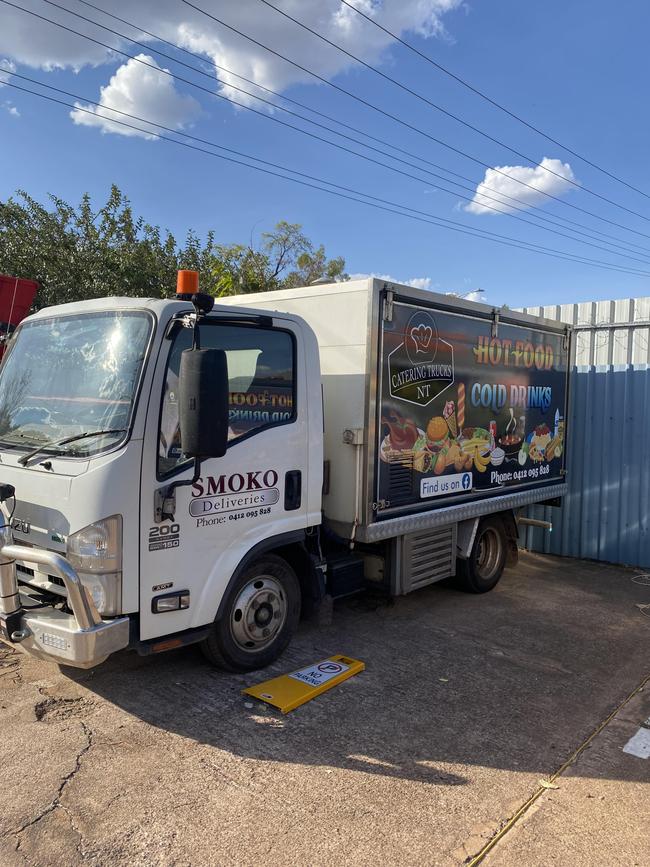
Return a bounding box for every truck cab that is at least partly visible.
[0,290,324,670]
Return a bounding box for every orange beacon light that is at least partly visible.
[176,270,199,300]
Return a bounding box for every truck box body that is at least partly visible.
[222,278,571,541]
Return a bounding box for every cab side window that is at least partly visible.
[158,323,295,477]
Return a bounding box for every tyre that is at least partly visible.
[454,516,507,593]
[201,554,301,672]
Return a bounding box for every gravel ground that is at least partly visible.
[0,551,648,866]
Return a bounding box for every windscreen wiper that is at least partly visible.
[17,429,128,466]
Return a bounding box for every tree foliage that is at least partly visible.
[0,186,347,309]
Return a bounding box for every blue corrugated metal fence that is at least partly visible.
[524,365,650,568]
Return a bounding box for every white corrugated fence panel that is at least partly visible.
[516,296,650,567]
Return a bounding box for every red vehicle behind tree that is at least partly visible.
[0,275,38,359]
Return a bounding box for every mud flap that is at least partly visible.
[501,510,520,567]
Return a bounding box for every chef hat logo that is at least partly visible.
[404,311,439,366]
[409,324,433,353]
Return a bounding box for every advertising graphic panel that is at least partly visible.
[377,301,568,513]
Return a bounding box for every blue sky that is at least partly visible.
[1,0,649,307]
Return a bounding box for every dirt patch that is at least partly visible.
[34,696,97,723]
[0,647,22,688]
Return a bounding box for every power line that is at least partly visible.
[5,78,650,280]
[10,0,650,261]
[180,0,650,241]
[338,0,650,202]
[11,63,649,269]
[8,64,649,268]
[27,0,650,253]
[44,0,650,259]
[255,0,650,223]
[8,0,649,246]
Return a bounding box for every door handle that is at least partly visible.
[284,470,302,511]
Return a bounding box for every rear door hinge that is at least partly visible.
[383,289,394,322]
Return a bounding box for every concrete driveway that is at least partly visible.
[0,551,648,866]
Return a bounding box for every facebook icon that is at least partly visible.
[462,473,472,490]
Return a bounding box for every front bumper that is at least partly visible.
[0,542,129,668]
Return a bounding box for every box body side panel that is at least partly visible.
[221,281,571,537]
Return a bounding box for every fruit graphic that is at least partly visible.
[474,448,491,472]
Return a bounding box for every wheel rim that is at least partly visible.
[475,527,502,580]
[229,575,287,653]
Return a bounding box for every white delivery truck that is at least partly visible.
[0,276,571,671]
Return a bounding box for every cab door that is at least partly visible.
[138,315,309,641]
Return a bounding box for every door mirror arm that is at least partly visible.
[155,457,201,523]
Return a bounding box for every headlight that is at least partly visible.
[67,515,122,615]
[66,515,121,573]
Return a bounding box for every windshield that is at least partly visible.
[0,310,152,458]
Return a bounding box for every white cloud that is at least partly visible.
[0,60,18,115]
[0,8,119,70]
[0,58,16,85]
[465,158,576,215]
[351,273,486,302]
[446,289,485,302]
[348,272,434,290]
[403,277,433,290]
[0,1,461,106]
[70,55,200,138]
[175,0,462,107]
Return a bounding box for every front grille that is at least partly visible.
[15,562,65,589]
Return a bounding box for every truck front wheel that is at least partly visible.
[201,554,301,672]
[454,516,507,593]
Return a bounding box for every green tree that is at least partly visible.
[0,187,346,309]
[211,221,347,296]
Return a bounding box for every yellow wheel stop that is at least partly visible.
[243,654,365,713]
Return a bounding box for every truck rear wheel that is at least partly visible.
[454,516,507,594]
[201,554,301,672]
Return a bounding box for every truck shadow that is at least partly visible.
[69,554,650,786]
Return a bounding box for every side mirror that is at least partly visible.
[179,348,229,459]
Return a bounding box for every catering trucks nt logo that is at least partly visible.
[389,310,454,407]
[189,470,280,526]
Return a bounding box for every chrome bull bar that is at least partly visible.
[0,527,129,668]
[1,542,101,630]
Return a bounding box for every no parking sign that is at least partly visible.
[289,659,349,687]
[243,655,365,713]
